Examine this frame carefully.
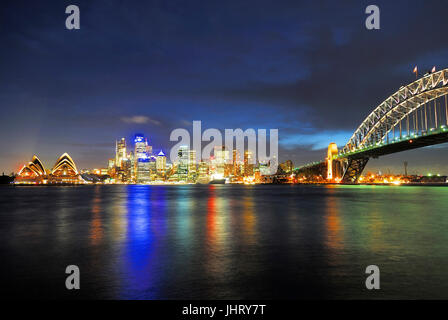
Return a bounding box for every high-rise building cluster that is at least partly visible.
[105,134,293,184]
[12,133,293,185]
[108,134,163,183]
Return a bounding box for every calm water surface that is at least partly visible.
[1,184,448,299]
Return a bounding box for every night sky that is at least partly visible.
[1,0,448,175]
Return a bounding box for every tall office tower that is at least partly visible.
[213,146,229,178]
[134,134,147,160]
[121,158,133,182]
[136,158,151,183]
[115,138,127,169]
[156,150,167,173]
[177,145,189,182]
[232,149,240,176]
[134,134,151,183]
[188,149,197,181]
[128,151,135,181]
[197,161,211,184]
[244,150,254,177]
[108,158,115,176]
[148,156,157,179]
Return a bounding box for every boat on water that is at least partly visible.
[209,179,226,184]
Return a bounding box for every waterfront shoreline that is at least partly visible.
[3,182,448,187]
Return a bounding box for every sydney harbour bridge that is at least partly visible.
[295,68,448,183]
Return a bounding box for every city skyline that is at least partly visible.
[6,126,448,178]
[13,132,291,185]
[2,1,448,175]
[3,1,448,304]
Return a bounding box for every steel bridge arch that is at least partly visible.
[342,69,448,153]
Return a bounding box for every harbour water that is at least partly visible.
[1,184,447,299]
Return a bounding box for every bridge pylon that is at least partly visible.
[341,157,369,183]
[327,143,342,181]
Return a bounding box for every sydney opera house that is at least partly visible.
[15,153,84,184]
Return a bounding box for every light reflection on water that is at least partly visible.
[325,187,344,252]
[89,186,103,246]
[1,184,448,299]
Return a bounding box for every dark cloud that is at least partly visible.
[201,1,448,131]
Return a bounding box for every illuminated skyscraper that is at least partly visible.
[115,138,134,182]
[108,158,115,177]
[177,145,189,182]
[280,160,293,174]
[136,158,150,183]
[134,134,147,160]
[115,138,126,168]
[197,161,210,184]
[232,149,241,177]
[127,151,135,181]
[148,155,157,179]
[244,150,253,177]
[188,149,197,181]
[213,146,229,178]
[156,150,166,173]
[120,158,133,182]
[134,134,151,183]
[108,159,115,170]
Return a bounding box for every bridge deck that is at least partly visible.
[338,126,448,159]
[295,126,448,177]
